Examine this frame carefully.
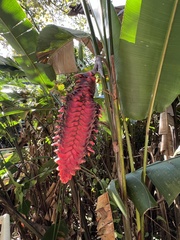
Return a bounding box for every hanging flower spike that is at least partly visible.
[53,72,100,184]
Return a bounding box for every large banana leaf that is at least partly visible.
[36,24,102,74]
[126,157,180,214]
[126,171,157,216]
[37,25,94,53]
[0,0,54,87]
[107,157,180,216]
[119,0,180,120]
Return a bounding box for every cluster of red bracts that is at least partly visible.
[53,72,100,183]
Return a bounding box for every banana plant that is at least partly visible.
[1,0,180,239]
[119,0,180,120]
[119,1,180,238]
[80,0,180,239]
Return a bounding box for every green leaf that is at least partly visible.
[37,24,92,53]
[0,0,54,87]
[0,107,30,117]
[18,199,31,216]
[126,157,180,213]
[42,222,68,240]
[15,187,24,206]
[38,158,56,182]
[126,170,157,215]
[0,56,24,75]
[146,157,180,206]
[120,0,142,43]
[6,151,20,164]
[37,25,96,74]
[156,215,166,223]
[107,180,127,218]
[118,0,180,119]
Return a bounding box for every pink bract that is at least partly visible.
[53,72,100,183]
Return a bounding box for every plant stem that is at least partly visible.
[140,215,145,240]
[69,179,91,240]
[122,116,134,172]
[122,116,141,237]
[106,0,131,237]
[81,0,114,136]
[110,56,132,240]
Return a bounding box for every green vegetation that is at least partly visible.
[0,0,179,239]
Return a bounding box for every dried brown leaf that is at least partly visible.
[159,107,175,158]
[48,41,78,74]
[96,192,115,240]
[80,37,103,54]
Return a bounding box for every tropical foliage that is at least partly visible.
[0,0,180,239]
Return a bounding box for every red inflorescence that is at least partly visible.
[53,72,100,184]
